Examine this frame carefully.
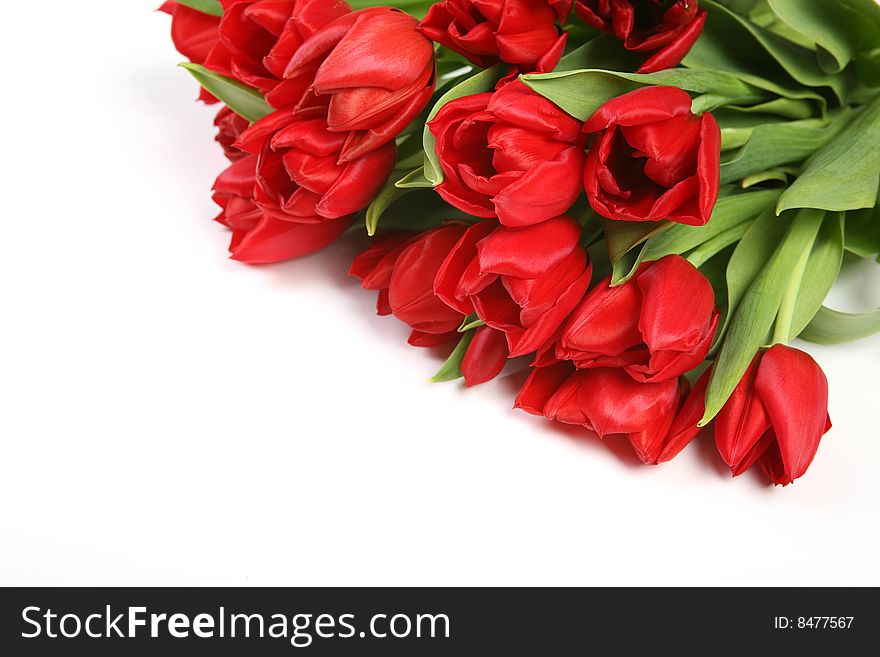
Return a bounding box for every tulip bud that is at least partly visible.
[558,255,719,383]
[516,362,684,465]
[434,216,592,358]
[285,7,437,161]
[574,0,707,73]
[203,0,351,108]
[662,345,833,484]
[212,155,352,264]
[715,345,832,485]
[428,80,586,228]
[351,226,510,387]
[419,0,572,73]
[235,106,398,224]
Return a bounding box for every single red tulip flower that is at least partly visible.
[434,216,592,358]
[214,106,251,161]
[201,0,351,108]
[715,345,832,485]
[574,0,707,73]
[419,0,572,73]
[351,227,510,387]
[213,155,352,264]
[583,86,721,226]
[558,255,718,382]
[428,80,586,227]
[236,104,397,223]
[516,361,684,465]
[285,7,436,162]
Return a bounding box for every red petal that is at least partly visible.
[476,215,582,279]
[637,10,707,74]
[583,86,694,133]
[515,361,577,415]
[434,220,496,315]
[230,215,351,264]
[658,371,710,463]
[462,326,510,387]
[697,112,722,224]
[714,358,772,470]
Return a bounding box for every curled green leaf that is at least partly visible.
[799,306,880,345]
[430,332,475,383]
[179,63,272,123]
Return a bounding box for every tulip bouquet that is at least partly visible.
[161,0,880,485]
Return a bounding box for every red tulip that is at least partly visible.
[202,0,351,108]
[428,80,586,227]
[434,216,592,358]
[235,105,397,223]
[351,227,509,387]
[516,361,684,464]
[213,155,352,264]
[419,0,572,73]
[285,7,436,162]
[214,106,250,161]
[715,345,832,485]
[574,0,707,73]
[583,86,721,226]
[160,1,221,65]
[558,255,718,382]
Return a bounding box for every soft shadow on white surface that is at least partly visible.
[0,1,878,587]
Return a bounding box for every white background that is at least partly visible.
[1,0,879,586]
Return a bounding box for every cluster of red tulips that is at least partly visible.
[162,0,880,485]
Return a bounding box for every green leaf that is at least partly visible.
[857,46,880,87]
[347,0,433,19]
[179,63,272,123]
[686,221,752,268]
[365,174,414,236]
[702,208,825,424]
[430,331,475,383]
[844,206,880,257]
[713,205,790,347]
[423,65,506,186]
[728,98,817,120]
[766,0,880,74]
[375,189,473,234]
[741,167,796,188]
[175,0,223,17]
[719,113,850,184]
[395,167,434,189]
[604,221,669,286]
[607,189,780,286]
[684,0,845,103]
[604,221,670,264]
[785,213,845,339]
[522,67,763,122]
[799,306,880,345]
[777,95,880,214]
